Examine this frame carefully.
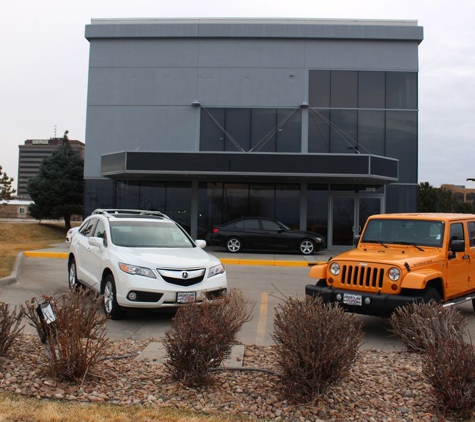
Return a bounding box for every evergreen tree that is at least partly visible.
[27,133,84,229]
[0,166,16,203]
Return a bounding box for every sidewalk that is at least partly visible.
[21,242,337,266]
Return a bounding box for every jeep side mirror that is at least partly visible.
[450,239,465,254]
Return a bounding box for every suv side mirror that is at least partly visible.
[89,237,104,248]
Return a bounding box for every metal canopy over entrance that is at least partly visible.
[101,151,398,184]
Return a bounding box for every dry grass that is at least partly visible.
[0,393,242,422]
[0,221,71,278]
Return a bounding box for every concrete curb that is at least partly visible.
[0,252,24,287]
[20,251,322,267]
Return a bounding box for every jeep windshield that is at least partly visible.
[361,218,445,248]
[110,221,194,248]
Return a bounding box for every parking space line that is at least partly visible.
[256,292,268,345]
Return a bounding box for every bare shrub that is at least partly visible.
[21,288,109,381]
[0,301,24,357]
[388,302,466,353]
[163,289,254,387]
[423,338,475,419]
[272,296,364,402]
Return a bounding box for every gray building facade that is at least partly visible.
[84,18,423,250]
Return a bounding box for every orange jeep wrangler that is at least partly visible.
[306,213,475,317]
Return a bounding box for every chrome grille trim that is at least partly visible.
[156,268,206,287]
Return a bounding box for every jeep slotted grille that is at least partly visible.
[340,265,384,290]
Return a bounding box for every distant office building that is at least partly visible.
[84,18,423,249]
[441,184,475,203]
[17,138,85,198]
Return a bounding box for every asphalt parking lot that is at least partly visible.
[3,243,475,351]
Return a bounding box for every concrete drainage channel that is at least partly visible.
[135,342,245,367]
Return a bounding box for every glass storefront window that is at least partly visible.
[386,72,418,110]
[201,108,301,153]
[330,110,357,153]
[307,185,329,237]
[386,111,418,183]
[331,71,357,108]
[358,71,385,108]
[309,70,330,107]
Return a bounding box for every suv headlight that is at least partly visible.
[329,262,340,276]
[119,263,156,278]
[208,263,225,278]
[388,267,401,281]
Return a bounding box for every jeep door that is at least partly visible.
[446,222,471,297]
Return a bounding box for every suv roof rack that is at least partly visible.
[92,209,169,219]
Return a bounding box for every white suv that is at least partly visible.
[68,209,227,319]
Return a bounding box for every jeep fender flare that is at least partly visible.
[309,264,327,280]
[400,269,444,290]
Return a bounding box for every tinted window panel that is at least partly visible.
[262,220,280,231]
[386,72,417,109]
[308,110,330,153]
[200,108,225,151]
[276,109,301,152]
[358,110,385,155]
[225,108,251,151]
[359,72,385,108]
[309,70,330,107]
[244,219,260,229]
[251,109,277,152]
[330,110,357,153]
[331,71,357,108]
[386,111,418,183]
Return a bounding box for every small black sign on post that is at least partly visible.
[36,301,57,344]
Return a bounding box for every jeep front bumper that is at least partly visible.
[305,284,423,317]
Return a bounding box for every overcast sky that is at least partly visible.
[1,0,474,191]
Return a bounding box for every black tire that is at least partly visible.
[103,274,123,320]
[226,237,242,253]
[68,258,81,289]
[420,287,441,304]
[299,239,315,255]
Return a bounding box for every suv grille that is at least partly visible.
[157,268,206,287]
[340,265,384,290]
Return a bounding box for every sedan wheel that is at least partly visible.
[226,237,242,253]
[103,274,123,319]
[299,239,315,255]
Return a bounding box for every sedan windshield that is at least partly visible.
[110,221,194,248]
[361,219,445,248]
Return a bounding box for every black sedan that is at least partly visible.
[206,217,326,255]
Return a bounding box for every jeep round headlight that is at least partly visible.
[329,262,340,276]
[388,267,401,281]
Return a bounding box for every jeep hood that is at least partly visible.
[334,247,443,268]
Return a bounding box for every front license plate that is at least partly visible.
[177,292,196,304]
[343,293,362,306]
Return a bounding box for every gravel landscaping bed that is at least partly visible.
[0,335,455,421]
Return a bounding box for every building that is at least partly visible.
[84,18,423,250]
[0,199,33,219]
[441,184,475,203]
[17,137,85,198]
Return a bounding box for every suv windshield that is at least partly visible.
[110,221,194,248]
[361,219,445,248]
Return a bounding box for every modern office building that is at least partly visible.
[17,137,85,198]
[84,18,423,249]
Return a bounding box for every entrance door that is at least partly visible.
[329,195,384,249]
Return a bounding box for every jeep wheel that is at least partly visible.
[421,287,440,304]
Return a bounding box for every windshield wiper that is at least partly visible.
[363,240,388,248]
[398,241,424,252]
